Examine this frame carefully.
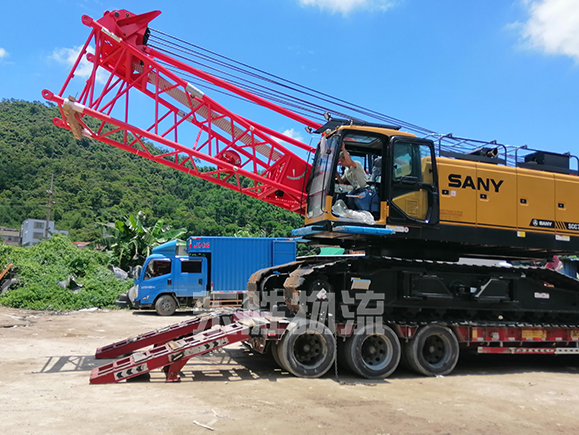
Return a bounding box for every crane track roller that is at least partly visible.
[275,318,336,378]
[342,323,401,379]
[404,324,459,376]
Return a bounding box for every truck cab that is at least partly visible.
[127,242,208,315]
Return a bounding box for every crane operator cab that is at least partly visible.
[304,123,440,232]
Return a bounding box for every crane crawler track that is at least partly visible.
[248,256,579,327]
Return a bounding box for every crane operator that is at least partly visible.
[336,144,368,190]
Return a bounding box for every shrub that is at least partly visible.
[0,235,133,310]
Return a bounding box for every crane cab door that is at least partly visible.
[386,137,439,226]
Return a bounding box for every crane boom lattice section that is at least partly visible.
[43,10,318,214]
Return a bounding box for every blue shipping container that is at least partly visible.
[186,236,296,293]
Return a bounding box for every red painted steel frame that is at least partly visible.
[90,323,252,384]
[95,311,224,359]
[42,9,321,214]
[90,310,290,383]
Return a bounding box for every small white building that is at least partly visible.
[20,219,69,246]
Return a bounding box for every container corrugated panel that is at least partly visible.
[186,237,296,293]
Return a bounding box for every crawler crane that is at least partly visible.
[43,9,579,382]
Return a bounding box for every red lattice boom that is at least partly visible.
[43,9,321,213]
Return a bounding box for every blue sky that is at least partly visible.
[1,0,578,159]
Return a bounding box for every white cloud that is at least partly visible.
[0,47,8,61]
[282,128,305,144]
[50,46,94,77]
[50,45,109,83]
[517,0,579,62]
[297,0,396,15]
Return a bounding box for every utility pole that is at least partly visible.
[45,173,54,239]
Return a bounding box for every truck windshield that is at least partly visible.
[306,135,340,218]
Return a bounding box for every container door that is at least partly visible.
[174,257,207,297]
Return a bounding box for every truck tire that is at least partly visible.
[343,323,401,379]
[155,295,177,316]
[336,338,350,372]
[405,324,459,376]
[276,318,336,378]
[269,341,284,369]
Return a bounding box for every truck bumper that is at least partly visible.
[115,292,152,309]
[115,293,130,308]
[119,285,153,309]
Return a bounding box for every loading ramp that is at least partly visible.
[90,310,289,384]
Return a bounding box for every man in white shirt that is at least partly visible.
[335,145,381,214]
[337,146,367,190]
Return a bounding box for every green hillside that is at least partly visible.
[0,99,302,241]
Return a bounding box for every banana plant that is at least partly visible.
[96,212,186,270]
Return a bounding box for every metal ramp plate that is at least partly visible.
[90,322,251,384]
[90,310,290,384]
[95,311,228,359]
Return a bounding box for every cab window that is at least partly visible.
[181,260,202,274]
[144,259,171,280]
[393,145,412,178]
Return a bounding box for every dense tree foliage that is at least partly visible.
[0,99,303,241]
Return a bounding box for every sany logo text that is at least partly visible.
[448,174,504,193]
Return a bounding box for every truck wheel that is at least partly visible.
[276,318,336,378]
[155,295,177,316]
[343,323,401,379]
[269,341,284,369]
[405,325,459,377]
[337,338,350,372]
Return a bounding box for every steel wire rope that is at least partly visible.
[149,38,361,122]
[159,61,327,122]
[159,45,518,163]
[151,40,517,163]
[148,29,522,164]
[148,30,430,132]
[150,30,511,150]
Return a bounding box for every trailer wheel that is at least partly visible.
[337,338,349,372]
[155,295,177,316]
[343,323,401,379]
[269,341,284,369]
[276,318,336,378]
[405,325,459,377]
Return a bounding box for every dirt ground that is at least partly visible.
[1,307,579,435]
